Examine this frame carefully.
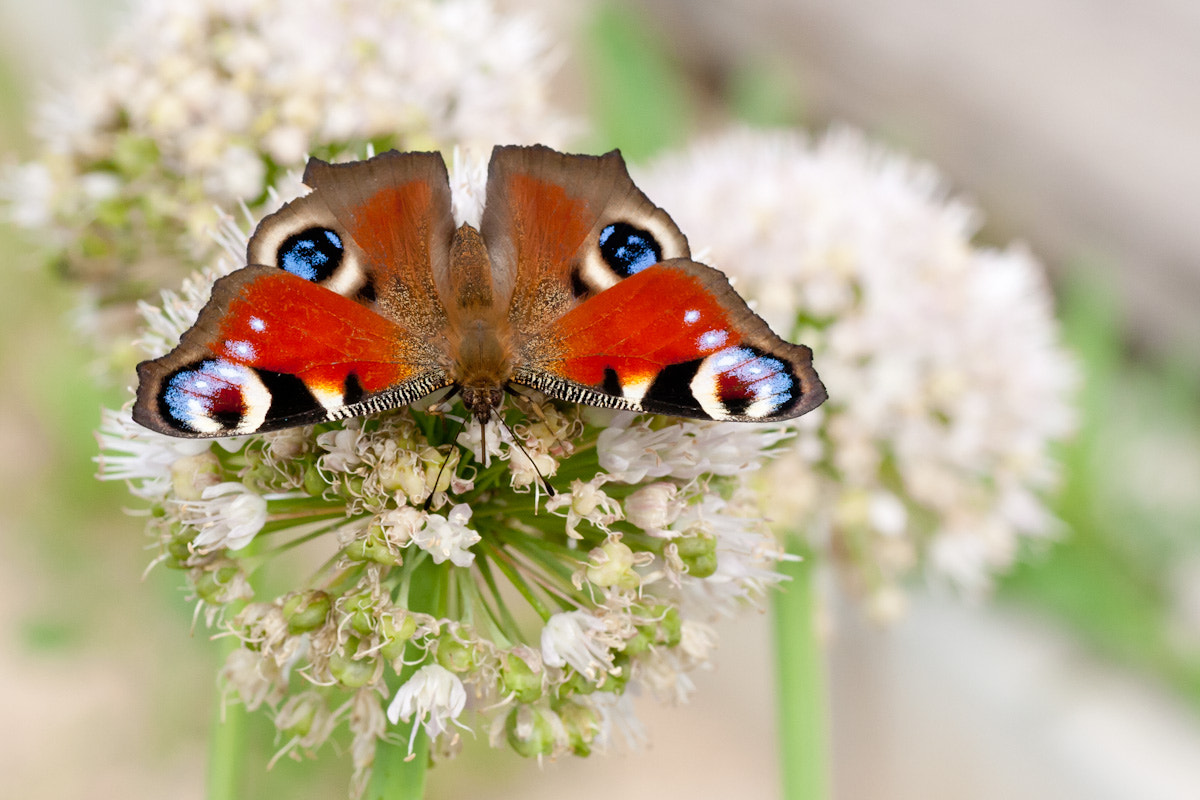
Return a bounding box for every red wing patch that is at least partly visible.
[133,268,448,437]
[540,261,824,421]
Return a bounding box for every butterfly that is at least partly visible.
[133,145,826,441]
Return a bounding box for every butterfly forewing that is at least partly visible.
[133,268,451,437]
[514,260,826,422]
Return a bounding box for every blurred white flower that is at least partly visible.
[639,127,1077,604]
[6,0,576,355]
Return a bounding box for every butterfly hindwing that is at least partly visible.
[247,150,455,338]
[480,145,690,336]
[514,259,826,422]
[133,267,451,437]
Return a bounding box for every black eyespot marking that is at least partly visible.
[644,359,706,416]
[159,359,246,432]
[570,267,589,299]
[278,227,344,282]
[599,222,661,277]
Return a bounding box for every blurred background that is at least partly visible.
[2,0,1199,798]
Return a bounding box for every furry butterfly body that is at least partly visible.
[133,145,826,438]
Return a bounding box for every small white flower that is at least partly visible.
[412,504,480,567]
[546,478,621,539]
[386,664,467,753]
[182,482,268,551]
[623,483,684,534]
[540,610,621,681]
[95,410,197,498]
[376,506,425,548]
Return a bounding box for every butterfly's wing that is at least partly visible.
[514,259,826,421]
[480,145,691,331]
[481,145,825,422]
[134,152,457,437]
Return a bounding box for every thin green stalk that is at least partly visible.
[772,539,829,800]
[207,632,247,800]
[365,558,442,800]
[207,538,261,800]
[365,722,429,800]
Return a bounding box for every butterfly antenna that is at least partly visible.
[505,386,573,474]
[424,414,468,512]
[496,412,557,498]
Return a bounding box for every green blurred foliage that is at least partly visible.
[582,2,695,160]
[1000,272,1200,706]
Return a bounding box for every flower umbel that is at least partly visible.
[96,152,796,788]
[639,128,1077,613]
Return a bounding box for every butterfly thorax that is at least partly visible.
[447,224,516,422]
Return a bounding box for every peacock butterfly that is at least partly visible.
[132,145,826,440]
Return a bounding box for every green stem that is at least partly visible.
[206,633,247,800]
[365,559,442,800]
[772,539,829,800]
[365,723,429,800]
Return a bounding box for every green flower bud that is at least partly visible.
[194,565,241,604]
[329,637,376,688]
[557,700,600,757]
[585,540,639,590]
[675,532,718,578]
[343,526,402,565]
[342,591,377,635]
[658,605,683,648]
[500,655,543,703]
[278,694,320,739]
[436,635,475,674]
[505,705,560,759]
[379,610,418,661]
[282,590,331,634]
[164,524,197,569]
[621,626,653,656]
[302,464,327,497]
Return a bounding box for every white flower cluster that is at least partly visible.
[6,0,573,350]
[638,128,1077,612]
[94,154,796,788]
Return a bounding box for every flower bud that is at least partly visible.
[435,634,476,674]
[624,483,682,532]
[557,701,600,756]
[674,533,718,578]
[505,704,563,759]
[329,636,377,688]
[585,540,639,590]
[500,654,543,703]
[282,590,331,634]
[344,525,402,565]
[170,451,222,501]
[379,610,418,662]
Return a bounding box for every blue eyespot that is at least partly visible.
[278,227,344,282]
[599,222,662,277]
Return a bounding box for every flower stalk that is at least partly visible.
[772,539,829,800]
[208,632,249,800]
